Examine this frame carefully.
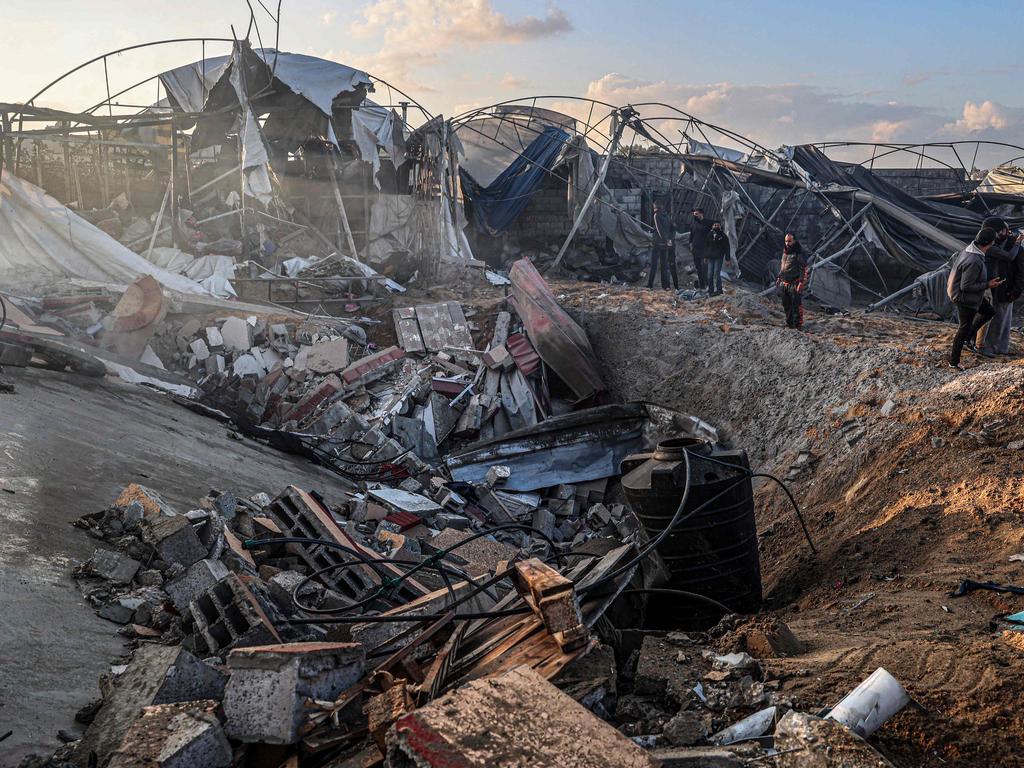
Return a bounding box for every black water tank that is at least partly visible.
[621,437,761,629]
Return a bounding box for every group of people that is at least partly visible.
[947,217,1024,369]
[647,203,730,295]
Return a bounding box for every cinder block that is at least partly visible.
[74,646,226,767]
[142,515,206,569]
[263,486,379,601]
[224,642,364,744]
[164,558,229,612]
[184,573,281,656]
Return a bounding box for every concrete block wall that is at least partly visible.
[871,167,976,197]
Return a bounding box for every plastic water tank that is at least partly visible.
[621,437,761,629]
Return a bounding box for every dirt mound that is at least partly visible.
[557,280,1024,766]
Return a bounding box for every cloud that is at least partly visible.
[944,100,1018,132]
[499,74,531,90]
[558,73,1024,160]
[322,10,337,25]
[347,0,571,84]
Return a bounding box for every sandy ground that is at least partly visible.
[556,279,1024,766]
[0,367,345,767]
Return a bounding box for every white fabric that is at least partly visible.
[0,172,204,293]
[229,53,274,205]
[978,164,1024,195]
[253,49,371,116]
[351,102,406,184]
[158,56,230,112]
[366,195,416,263]
[686,138,748,164]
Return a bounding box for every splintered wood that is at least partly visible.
[513,558,589,652]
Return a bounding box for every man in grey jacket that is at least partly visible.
[978,217,1024,356]
[947,227,1004,369]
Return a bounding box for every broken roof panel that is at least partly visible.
[444,403,647,491]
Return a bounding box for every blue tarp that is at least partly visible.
[460,125,570,235]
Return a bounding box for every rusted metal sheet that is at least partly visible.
[509,258,604,402]
[505,331,540,376]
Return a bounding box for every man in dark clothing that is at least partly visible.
[706,222,729,295]
[647,201,677,290]
[777,233,809,329]
[948,227,1003,369]
[978,216,1024,356]
[688,208,711,290]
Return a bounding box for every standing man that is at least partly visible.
[948,227,1003,369]
[689,208,711,290]
[979,217,1023,356]
[647,200,676,290]
[706,222,729,295]
[777,233,809,329]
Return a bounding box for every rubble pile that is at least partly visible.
[52,472,909,768]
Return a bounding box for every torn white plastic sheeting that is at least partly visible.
[686,138,748,164]
[366,195,416,264]
[367,488,442,515]
[158,55,231,112]
[254,49,371,115]
[103,360,197,397]
[229,50,275,205]
[485,270,511,286]
[0,173,206,294]
[352,102,407,185]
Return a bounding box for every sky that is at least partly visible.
[3,0,1024,166]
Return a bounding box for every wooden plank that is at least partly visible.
[392,307,425,353]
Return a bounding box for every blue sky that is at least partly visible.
[3,0,1023,164]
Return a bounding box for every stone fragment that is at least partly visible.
[774,711,894,768]
[108,700,231,768]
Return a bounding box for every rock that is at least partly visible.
[663,709,704,747]
[649,747,746,767]
[88,548,141,584]
[1007,440,1024,451]
[879,399,896,417]
[773,711,894,767]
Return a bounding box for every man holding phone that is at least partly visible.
[978,217,1023,356]
[947,227,1002,369]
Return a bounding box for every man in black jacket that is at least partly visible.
[948,227,1003,369]
[777,233,808,329]
[647,200,677,290]
[706,222,729,295]
[979,216,1023,356]
[688,208,710,290]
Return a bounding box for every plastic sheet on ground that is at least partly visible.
[0,173,206,294]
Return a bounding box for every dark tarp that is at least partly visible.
[788,145,1024,271]
[460,125,570,235]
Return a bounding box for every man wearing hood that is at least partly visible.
[948,227,1003,369]
[647,200,677,290]
[978,216,1024,356]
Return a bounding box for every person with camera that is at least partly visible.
[948,226,1004,369]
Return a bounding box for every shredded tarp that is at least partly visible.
[460,125,570,235]
[457,111,575,188]
[445,403,647,491]
[978,164,1024,196]
[366,195,416,264]
[569,136,652,259]
[0,172,206,294]
[159,56,231,112]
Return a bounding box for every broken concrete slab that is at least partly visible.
[648,747,747,767]
[388,666,656,767]
[115,484,178,518]
[223,642,364,744]
[304,338,350,373]
[220,316,252,352]
[108,700,231,768]
[73,645,226,767]
[88,548,142,584]
[774,710,895,768]
[141,514,206,569]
